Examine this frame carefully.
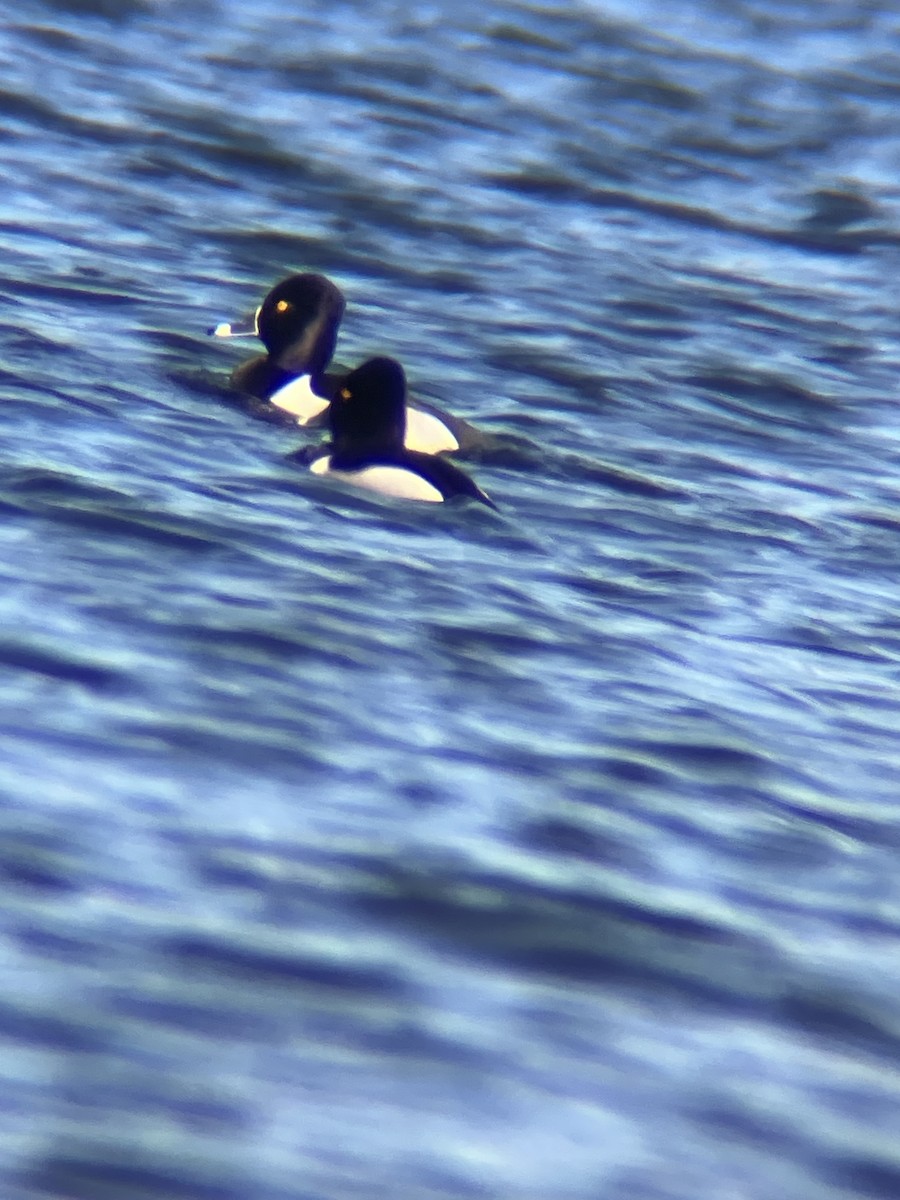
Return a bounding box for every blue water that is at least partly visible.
[3,1,900,1197]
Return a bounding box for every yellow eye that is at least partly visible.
[339,387,352,400]
[275,299,290,313]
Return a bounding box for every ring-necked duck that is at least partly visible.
[209,273,473,454]
[209,273,344,424]
[295,357,495,508]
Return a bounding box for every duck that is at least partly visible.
[295,357,495,508]
[208,273,344,425]
[209,273,473,454]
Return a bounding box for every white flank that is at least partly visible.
[270,375,328,423]
[405,406,459,453]
[310,457,443,502]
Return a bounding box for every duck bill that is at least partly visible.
[207,305,261,338]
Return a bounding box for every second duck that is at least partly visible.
[296,357,495,508]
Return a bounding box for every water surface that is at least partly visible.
[2,1,900,1197]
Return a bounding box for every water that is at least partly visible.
[2,0,900,1196]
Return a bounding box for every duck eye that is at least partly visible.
[339,387,352,400]
[275,299,290,313]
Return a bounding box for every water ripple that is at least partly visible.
[3,1,900,1198]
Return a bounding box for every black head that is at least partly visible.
[330,357,407,458]
[256,273,345,375]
